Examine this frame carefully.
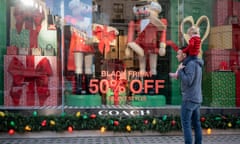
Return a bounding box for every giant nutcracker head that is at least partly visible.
[133,0,162,20]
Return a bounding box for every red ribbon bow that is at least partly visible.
[14,6,44,34]
[8,56,53,106]
[93,25,116,54]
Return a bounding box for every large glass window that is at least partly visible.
[0,0,240,109]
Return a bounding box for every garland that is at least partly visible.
[1,111,240,135]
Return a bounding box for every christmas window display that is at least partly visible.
[1,0,240,108]
[2,0,240,136]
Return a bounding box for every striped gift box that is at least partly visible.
[4,55,60,106]
[208,25,240,50]
[213,0,229,26]
[214,0,240,26]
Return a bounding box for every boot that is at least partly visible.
[75,74,82,94]
[85,74,93,94]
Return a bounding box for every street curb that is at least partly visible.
[0,129,240,139]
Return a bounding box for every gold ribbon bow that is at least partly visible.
[180,15,210,58]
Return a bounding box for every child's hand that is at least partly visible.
[177,63,185,71]
[169,72,178,79]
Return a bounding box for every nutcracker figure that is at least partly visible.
[126,0,167,94]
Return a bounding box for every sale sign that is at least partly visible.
[89,70,165,95]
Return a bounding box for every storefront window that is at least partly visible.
[0,0,240,109]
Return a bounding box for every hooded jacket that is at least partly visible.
[177,58,204,103]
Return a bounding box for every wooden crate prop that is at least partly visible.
[131,95,166,107]
[208,25,240,50]
[4,55,59,106]
[202,72,236,107]
[204,49,231,72]
[118,35,134,59]
[105,46,118,59]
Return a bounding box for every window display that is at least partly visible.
[0,0,239,109]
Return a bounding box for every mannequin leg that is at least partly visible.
[85,54,94,94]
[74,52,84,94]
[138,55,146,94]
[149,53,157,75]
[149,53,158,94]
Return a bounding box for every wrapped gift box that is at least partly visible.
[4,55,60,106]
[202,72,236,107]
[7,46,18,55]
[229,50,240,71]
[236,72,240,107]
[208,25,240,50]
[213,0,229,26]
[213,0,240,26]
[204,49,231,72]
[10,29,30,48]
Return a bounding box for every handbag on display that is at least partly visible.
[7,45,18,55]
[18,48,30,55]
[18,48,29,55]
[43,44,55,56]
[31,48,42,56]
[18,43,30,55]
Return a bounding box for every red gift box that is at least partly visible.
[229,50,240,72]
[214,0,240,26]
[214,0,229,26]
[204,49,231,72]
[7,46,18,55]
[4,55,60,106]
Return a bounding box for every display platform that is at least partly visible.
[131,95,166,107]
[65,94,102,107]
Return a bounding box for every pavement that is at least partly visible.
[1,130,240,144]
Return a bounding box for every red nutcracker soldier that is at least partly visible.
[125,0,167,94]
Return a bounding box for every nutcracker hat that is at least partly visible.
[134,0,162,13]
[149,1,162,13]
